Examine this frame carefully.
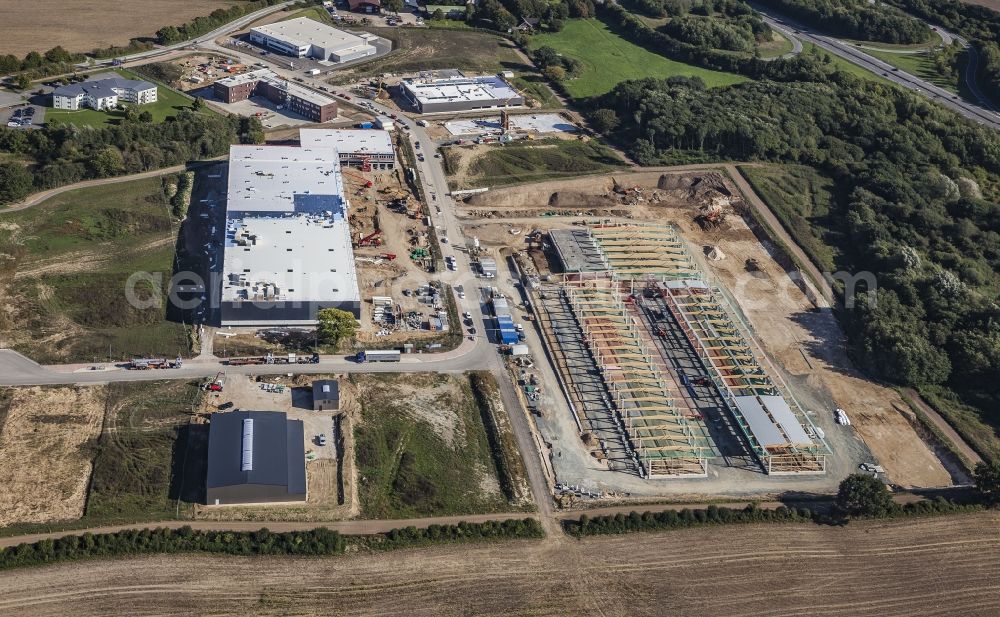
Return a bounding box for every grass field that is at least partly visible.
[758,30,794,59]
[353,373,514,519]
[919,385,1000,463]
[46,69,202,129]
[528,19,746,98]
[331,27,535,82]
[738,164,843,273]
[0,380,203,537]
[0,177,190,363]
[84,381,203,524]
[459,138,626,188]
[862,47,963,94]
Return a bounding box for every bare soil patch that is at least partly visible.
[0,1,241,56]
[3,513,1000,615]
[0,385,106,527]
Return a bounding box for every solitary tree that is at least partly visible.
[192,96,205,111]
[591,108,619,133]
[543,65,566,82]
[383,0,403,13]
[836,473,895,518]
[974,461,1000,505]
[316,308,358,346]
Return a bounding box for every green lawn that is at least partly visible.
[46,68,202,128]
[528,18,746,98]
[0,177,191,363]
[353,373,514,519]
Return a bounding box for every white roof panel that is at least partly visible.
[759,395,812,446]
[734,395,787,448]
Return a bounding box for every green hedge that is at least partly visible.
[0,518,543,570]
[564,498,983,537]
[0,526,345,570]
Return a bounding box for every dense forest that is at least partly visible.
[755,0,931,43]
[0,113,263,204]
[593,73,1000,426]
[660,14,769,53]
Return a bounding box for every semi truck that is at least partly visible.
[355,349,401,363]
[225,352,320,366]
[128,357,183,370]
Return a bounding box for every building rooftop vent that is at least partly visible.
[241,418,254,471]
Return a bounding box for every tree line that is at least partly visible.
[0,112,265,205]
[564,473,986,537]
[0,518,543,570]
[591,72,1000,427]
[754,0,931,44]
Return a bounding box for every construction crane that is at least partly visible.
[357,230,383,247]
[341,168,373,188]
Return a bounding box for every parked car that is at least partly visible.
[317,434,327,446]
[217,401,234,410]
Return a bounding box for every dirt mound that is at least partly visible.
[657,172,735,205]
[547,191,617,209]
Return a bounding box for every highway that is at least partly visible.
[749,3,1000,131]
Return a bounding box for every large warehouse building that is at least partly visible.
[220,143,361,326]
[52,76,157,111]
[250,17,377,63]
[214,68,337,122]
[400,74,523,113]
[205,410,306,505]
[300,128,396,170]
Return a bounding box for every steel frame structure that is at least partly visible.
[562,278,708,477]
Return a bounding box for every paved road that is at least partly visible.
[750,3,1000,130]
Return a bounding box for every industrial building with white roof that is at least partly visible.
[300,128,396,170]
[400,74,524,113]
[250,17,377,63]
[220,143,360,326]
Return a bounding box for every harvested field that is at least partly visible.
[0,1,241,56]
[0,386,106,527]
[4,512,1000,615]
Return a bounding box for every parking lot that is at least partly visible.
[1,103,45,129]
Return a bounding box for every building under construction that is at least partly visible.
[539,223,828,476]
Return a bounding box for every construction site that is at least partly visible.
[339,153,454,345]
[451,169,956,498]
[537,223,828,479]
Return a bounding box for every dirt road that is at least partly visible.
[3,157,227,213]
[903,388,984,469]
[3,512,1000,616]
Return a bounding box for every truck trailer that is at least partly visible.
[355,349,401,363]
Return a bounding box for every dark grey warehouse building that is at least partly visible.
[205,410,307,505]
